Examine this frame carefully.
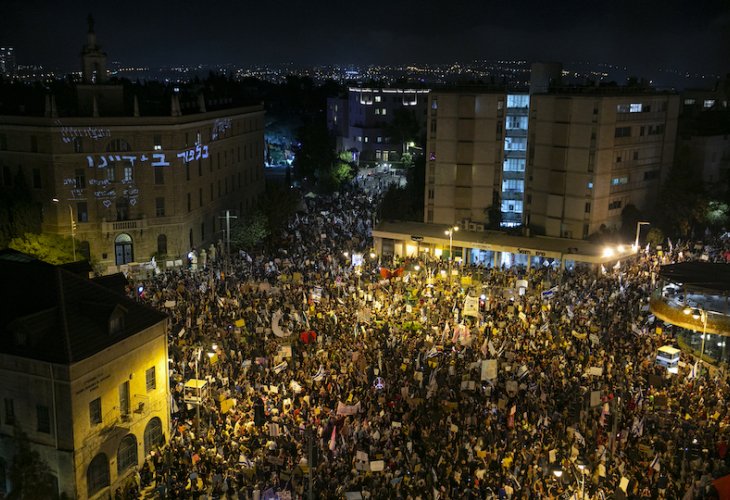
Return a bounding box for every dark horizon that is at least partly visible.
[2,0,728,75]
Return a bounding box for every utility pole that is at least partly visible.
[218,210,238,261]
[69,205,77,262]
[308,427,314,500]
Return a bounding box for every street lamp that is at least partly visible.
[52,198,76,261]
[634,221,650,250]
[684,306,709,373]
[445,226,458,284]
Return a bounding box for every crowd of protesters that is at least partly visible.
[123,183,730,499]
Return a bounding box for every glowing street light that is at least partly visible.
[634,221,650,249]
[445,226,459,284]
[52,198,76,261]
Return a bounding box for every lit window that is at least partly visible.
[684,98,696,105]
[629,103,642,112]
[377,137,382,143]
[375,95,381,103]
[381,108,387,115]
[704,100,715,109]
[375,109,380,115]
[356,136,362,142]
[587,182,593,189]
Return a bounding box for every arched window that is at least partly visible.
[157,234,167,255]
[144,417,163,456]
[87,453,109,497]
[117,434,137,475]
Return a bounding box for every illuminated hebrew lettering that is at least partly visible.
[140,154,148,162]
[87,156,95,168]
[121,155,137,167]
[195,144,202,160]
[151,153,170,167]
[97,156,108,168]
[177,152,188,162]
[202,145,209,158]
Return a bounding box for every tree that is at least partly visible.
[7,429,59,500]
[292,117,336,182]
[646,227,665,249]
[229,212,270,252]
[8,233,76,265]
[258,183,302,233]
[653,144,708,238]
[0,167,42,248]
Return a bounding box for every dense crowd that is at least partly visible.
[123,184,730,499]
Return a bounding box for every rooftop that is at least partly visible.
[373,220,634,264]
[657,262,730,294]
[0,249,167,364]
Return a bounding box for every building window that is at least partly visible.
[106,162,116,182]
[356,136,362,142]
[154,165,164,184]
[73,137,83,153]
[123,165,133,183]
[4,399,15,426]
[608,200,622,210]
[74,168,86,189]
[77,202,88,222]
[30,168,41,189]
[119,381,130,416]
[87,454,110,497]
[155,197,165,217]
[375,95,381,103]
[157,234,167,255]
[89,398,102,425]
[704,100,716,109]
[146,366,156,392]
[614,126,631,138]
[585,202,591,213]
[431,99,438,110]
[117,434,137,475]
[643,170,660,181]
[153,134,162,151]
[144,417,164,455]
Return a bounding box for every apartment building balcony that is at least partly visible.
[101,217,148,234]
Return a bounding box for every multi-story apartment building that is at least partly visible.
[327,87,430,165]
[0,20,265,273]
[0,250,169,498]
[0,47,15,78]
[424,82,679,239]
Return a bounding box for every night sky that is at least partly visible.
[1,0,728,74]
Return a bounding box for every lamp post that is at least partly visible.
[52,198,76,261]
[634,221,650,250]
[684,306,709,374]
[444,226,458,284]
